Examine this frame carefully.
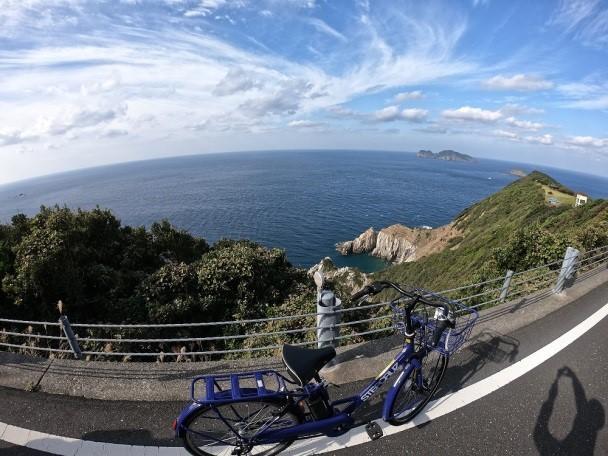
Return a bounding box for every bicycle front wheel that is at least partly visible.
[387,351,448,425]
[183,398,303,456]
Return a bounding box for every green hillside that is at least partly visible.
[376,171,608,291]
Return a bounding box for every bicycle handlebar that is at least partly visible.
[352,281,455,347]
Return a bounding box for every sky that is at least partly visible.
[1,0,608,184]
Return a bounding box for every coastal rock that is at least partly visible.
[372,225,418,262]
[308,257,369,297]
[335,227,377,255]
[336,223,460,264]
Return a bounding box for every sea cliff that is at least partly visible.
[336,223,460,263]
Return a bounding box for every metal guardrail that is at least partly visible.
[1,244,607,360]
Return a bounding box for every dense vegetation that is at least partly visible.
[0,206,311,327]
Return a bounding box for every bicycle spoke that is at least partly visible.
[183,399,301,456]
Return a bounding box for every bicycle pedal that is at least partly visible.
[365,421,383,441]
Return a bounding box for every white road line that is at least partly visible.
[2,302,608,456]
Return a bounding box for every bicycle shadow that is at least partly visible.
[438,329,520,396]
[80,429,180,447]
[18,429,182,455]
[0,443,51,455]
[533,366,605,455]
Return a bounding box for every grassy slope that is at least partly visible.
[540,184,576,206]
[375,171,607,290]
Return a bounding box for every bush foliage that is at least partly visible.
[0,206,312,329]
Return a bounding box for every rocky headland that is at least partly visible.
[335,223,460,263]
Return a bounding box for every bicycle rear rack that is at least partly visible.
[191,370,294,404]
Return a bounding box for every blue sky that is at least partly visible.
[1,0,607,184]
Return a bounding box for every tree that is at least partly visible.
[492,224,569,272]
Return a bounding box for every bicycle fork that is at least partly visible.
[381,358,421,421]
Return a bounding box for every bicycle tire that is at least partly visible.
[387,352,448,425]
[182,397,303,456]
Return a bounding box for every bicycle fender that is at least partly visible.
[174,401,206,438]
[382,358,421,421]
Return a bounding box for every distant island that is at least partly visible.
[510,169,528,177]
[417,149,474,162]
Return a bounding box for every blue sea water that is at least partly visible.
[0,150,606,271]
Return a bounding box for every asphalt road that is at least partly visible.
[1,281,607,455]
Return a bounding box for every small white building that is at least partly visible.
[575,193,588,207]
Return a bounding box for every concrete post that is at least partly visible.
[499,270,515,302]
[554,247,580,294]
[317,290,341,350]
[59,315,82,359]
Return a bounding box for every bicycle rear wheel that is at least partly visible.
[183,398,303,456]
[387,351,448,425]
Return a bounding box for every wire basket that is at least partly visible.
[392,289,478,356]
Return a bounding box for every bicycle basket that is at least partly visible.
[393,289,478,356]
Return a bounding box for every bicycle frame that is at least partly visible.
[174,338,426,445]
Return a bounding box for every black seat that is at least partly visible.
[282,344,336,386]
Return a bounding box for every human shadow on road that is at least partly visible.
[534,366,605,456]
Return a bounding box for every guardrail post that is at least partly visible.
[317,289,341,351]
[499,270,514,302]
[554,247,580,294]
[59,315,82,359]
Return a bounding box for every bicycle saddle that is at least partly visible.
[282,344,336,386]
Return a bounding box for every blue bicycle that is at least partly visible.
[174,281,478,456]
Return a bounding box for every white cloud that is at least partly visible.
[442,106,502,123]
[549,0,608,48]
[549,0,600,32]
[525,134,553,145]
[374,106,401,121]
[213,68,264,96]
[566,135,608,148]
[393,90,424,102]
[400,108,428,122]
[374,106,428,122]
[565,96,608,109]
[558,80,608,110]
[36,105,128,136]
[483,74,554,91]
[287,120,324,128]
[304,18,347,42]
[100,128,129,138]
[505,116,544,131]
[184,0,228,17]
[0,129,32,146]
[499,103,544,116]
[493,129,520,140]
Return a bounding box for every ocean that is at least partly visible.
[1,150,606,272]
